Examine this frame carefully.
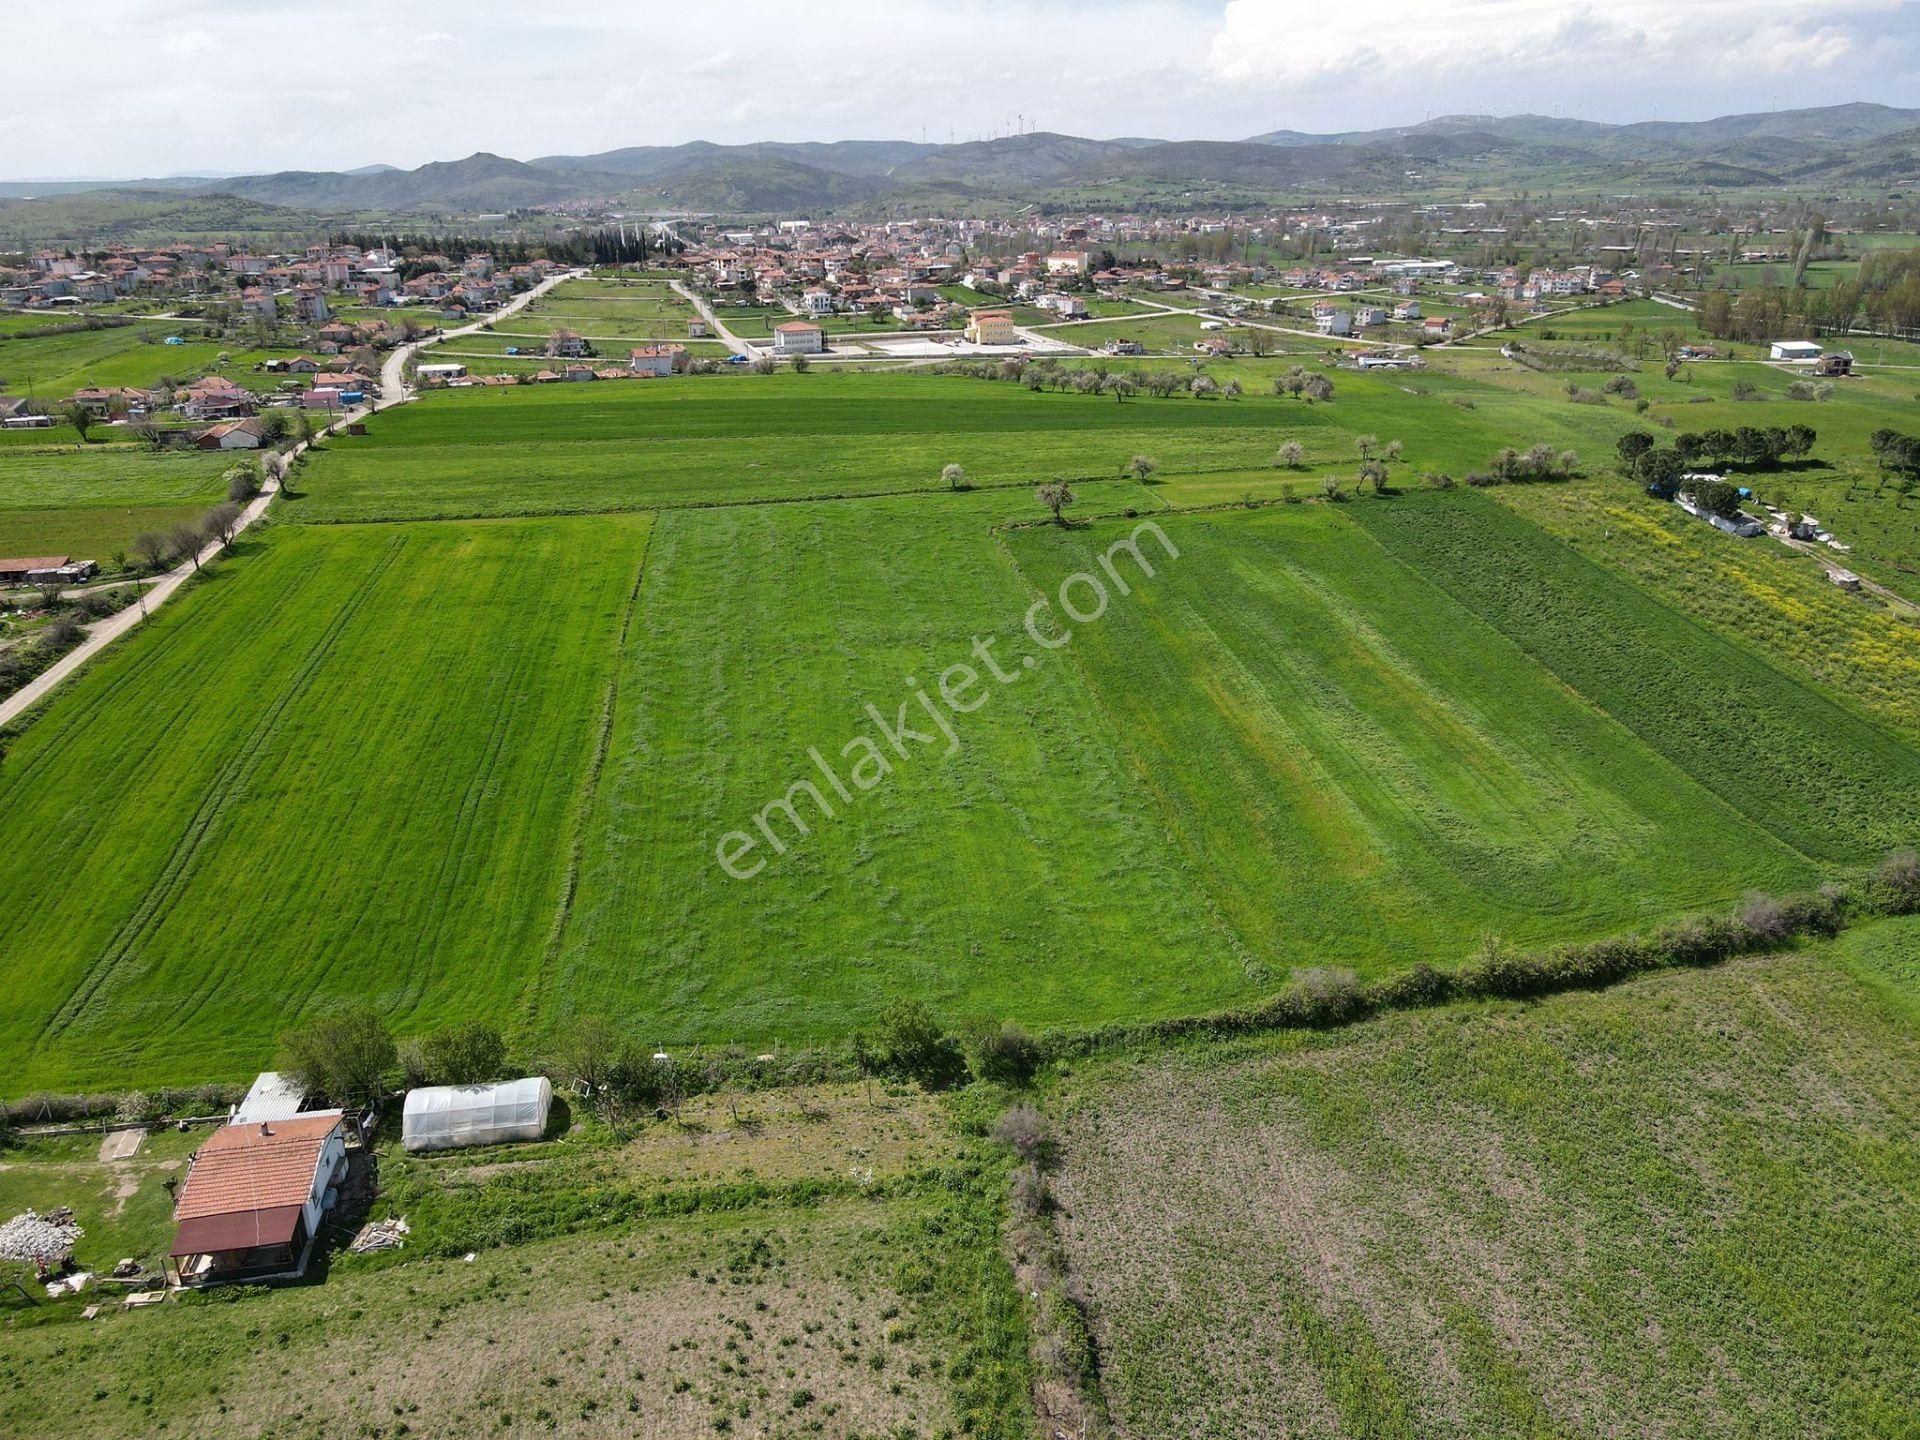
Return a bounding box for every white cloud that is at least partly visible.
[1,1,1913,177]
[1207,0,1891,87]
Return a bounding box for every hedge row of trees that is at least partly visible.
[271,999,1046,1124]
[1617,424,1817,489]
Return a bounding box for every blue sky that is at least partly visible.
[4,0,1916,177]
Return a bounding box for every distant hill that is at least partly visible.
[206,153,635,212]
[0,189,322,247]
[9,102,1916,220]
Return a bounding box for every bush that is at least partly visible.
[279,1006,396,1106]
[965,1021,1042,1087]
[1011,1162,1051,1219]
[871,999,968,1090]
[421,1020,507,1086]
[993,1103,1056,1168]
[1274,967,1363,1026]
[1736,890,1794,946]
[1873,849,1920,914]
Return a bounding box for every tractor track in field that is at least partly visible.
[520,521,656,1031]
[42,534,409,1039]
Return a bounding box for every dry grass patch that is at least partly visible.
[1046,951,1920,1439]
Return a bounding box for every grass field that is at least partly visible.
[542,486,1247,1046]
[0,446,234,558]
[0,324,251,397]
[1005,502,1822,972]
[0,516,648,1090]
[1047,946,1920,1439]
[1349,493,1920,861]
[287,373,1377,523]
[4,361,1918,1091]
[1493,478,1920,738]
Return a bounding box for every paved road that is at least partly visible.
[670,280,758,359]
[0,271,584,730]
[379,269,584,402]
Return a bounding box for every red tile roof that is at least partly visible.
[175,1112,342,1220]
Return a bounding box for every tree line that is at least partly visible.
[1617,424,1817,491]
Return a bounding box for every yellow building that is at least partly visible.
[964,310,1017,345]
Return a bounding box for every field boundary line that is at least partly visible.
[520,519,656,1031]
[42,534,411,1039]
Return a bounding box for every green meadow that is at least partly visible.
[1,358,1918,1090]
[286,373,1380,522]
[0,446,234,557]
[0,516,647,1089]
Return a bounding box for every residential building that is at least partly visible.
[629,345,684,376]
[772,322,824,355]
[963,310,1018,345]
[168,1113,348,1286]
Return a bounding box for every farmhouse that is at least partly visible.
[772,321,824,355]
[629,344,683,376]
[195,419,266,450]
[0,555,76,584]
[1769,340,1822,362]
[168,1111,348,1286]
[416,362,468,382]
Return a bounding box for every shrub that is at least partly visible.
[421,1020,507,1086]
[965,1021,1042,1087]
[278,1005,396,1106]
[872,999,968,1090]
[1278,967,1363,1026]
[1873,849,1920,914]
[993,1103,1056,1168]
[1011,1162,1050,1219]
[1736,890,1794,946]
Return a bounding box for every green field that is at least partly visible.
[542,487,1245,1045]
[1005,502,1838,968]
[286,373,1386,523]
[0,516,647,1089]
[0,446,234,558]
[1048,945,1920,1438]
[4,357,1918,1088]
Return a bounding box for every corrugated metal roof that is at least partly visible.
[170,1205,304,1258]
[231,1071,307,1125]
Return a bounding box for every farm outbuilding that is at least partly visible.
[402,1076,552,1152]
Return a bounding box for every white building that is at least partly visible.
[773,322,824,355]
[1770,340,1823,362]
[629,345,682,376]
[800,289,834,315]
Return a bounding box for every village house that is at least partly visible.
[195,418,267,450]
[168,1112,348,1287]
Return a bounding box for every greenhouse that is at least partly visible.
[402,1076,553,1152]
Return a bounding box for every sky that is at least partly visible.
[4,0,1917,178]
